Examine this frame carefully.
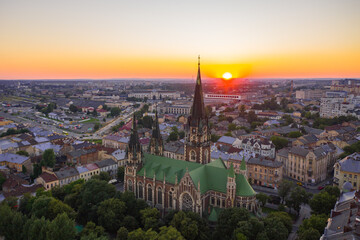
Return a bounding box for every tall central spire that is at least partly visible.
[190,55,206,124]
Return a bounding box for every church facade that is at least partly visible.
[124,58,257,218]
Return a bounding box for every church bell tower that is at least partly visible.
[184,56,211,164]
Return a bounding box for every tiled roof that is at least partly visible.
[55,167,79,180]
[95,158,117,168]
[217,136,236,145]
[247,157,282,168]
[289,147,309,157]
[137,153,255,197]
[338,152,360,173]
[86,163,99,171]
[39,172,58,183]
[0,153,30,164]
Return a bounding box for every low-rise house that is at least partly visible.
[55,167,80,186]
[334,152,360,190]
[238,138,276,159]
[2,174,42,199]
[67,148,99,165]
[30,142,61,156]
[247,157,283,188]
[76,164,100,181]
[96,158,118,178]
[163,141,184,160]
[36,170,59,190]
[111,149,127,166]
[102,135,129,149]
[292,134,319,148]
[0,153,32,172]
[216,136,242,149]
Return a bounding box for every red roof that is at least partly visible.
[86,163,99,171]
[39,172,58,183]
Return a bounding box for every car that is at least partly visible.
[318,186,324,190]
[297,182,302,186]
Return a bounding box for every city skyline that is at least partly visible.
[1,0,360,80]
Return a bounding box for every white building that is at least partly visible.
[320,94,360,119]
[239,138,276,159]
[128,90,181,100]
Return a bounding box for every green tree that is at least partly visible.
[69,104,78,112]
[0,204,27,240]
[77,179,116,224]
[228,123,237,131]
[142,116,153,129]
[19,192,35,215]
[211,134,221,142]
[47,213,77,240]
[288,131,302,138]
[239,105,246,116]
[111,107,121,117]
[277,180,293,204]
[93,172,111,182]
[286,186,312,214]
[22,165,27,173]
[178,131,185,139]
[298,228,321,240]
[270,136,289,150]
[298,214,328,236]
[117,227,129,240]
[264,215,288,240]
[309,191,338,215]
[158,226,185,240]
[43,149,55,168]
[170,211,198,240]
[267,212,293,233]
[127,228,158,240]
[23,216,50,240]
[94,122,101,131]
[17,150,29,156]
[140,208,160,230]
[121,215,139,231]
[256,193,270,207]
[0,172,6,190]
[168,132,179,141]
[97,198,127,233]
[117,166,125,181]
[81,221,106,238]
[214,208,250,240]
[247,111,258,123]
[235,218,265,240]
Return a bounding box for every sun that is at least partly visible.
[222,72,232,80]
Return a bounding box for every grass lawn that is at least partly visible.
[86,139,102,144]
[262,207,297,220]
[80,118,99,123]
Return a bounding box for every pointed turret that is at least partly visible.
[126,114,142,161]
[228,163,236,178]
[239,156,247,178]
[226,163,236,207]
[149,109,163,156]
[190,56,206,126]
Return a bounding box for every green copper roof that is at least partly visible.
[240,156,246,171]
[208,207,222,222]
[228,163,235,178]
[137,153,255,197]
[207,158,227,169]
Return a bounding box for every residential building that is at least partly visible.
[334,153,360,190]
[320,94,360,119]
[295,89,324,100]
[128,90,181,100]
[0,153,32,172]
[96,158,118,178]
[163,141,184,160]
[277,145,336,184]
[66,148,99,165]
[102,135,129,149]
[238,138,276,159]
[55,167,80,186]
[112,149,127,166]
[36,170,59,190]
[247,157,283,188]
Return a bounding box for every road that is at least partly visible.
[287,204,311,240]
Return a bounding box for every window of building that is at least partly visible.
[211,197,215,205]
[169,192,173,208]
[217,198,220,206]
[128,179,133,192]
[222,200,225,208]
[138,182,143,199]
[350,174,353,178]
[157,187,162,205]
[190,150,196,162]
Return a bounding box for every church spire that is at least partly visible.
[149,107,163,156]
[190,55,206,125]
[127,114,142,160]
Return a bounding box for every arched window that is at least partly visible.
[147,184,152,202]
[182,193,193,211]
[157,187,162,205]
[138,182,143,199]
[169,191,173,208]
[190,150,196,162]
[204,150,208,164]
[128,179,133,192]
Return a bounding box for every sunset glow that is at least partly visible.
[0,0,359,79]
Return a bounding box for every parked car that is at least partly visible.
[318,186,324,190]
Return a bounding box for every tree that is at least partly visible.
[121,215,139,231]
[239,105,246,116]
[324,186,340,198]
[309,191,338,215]
[158,226,185,240]
[140,208,160,230]
[228,123,237,131]
[31,196,76,220]
[170,211,198,240]
[82,221,106,238]
[111,107,121,117]
[256,193,270,207]
[127,228,158,240]
[17,150,29,156]
[168,132,179,141]
[117,166,125,181]
[286,186,312,214]
[117,227,129,240]
[277,180,293,204]
[234,218,265,240]
[211,134,221,142]
[23,216,50,240]
[69,104,78,113]
[298,214,328,236]
[247,111,258,123]
[0,204,27,240]
[264,216,288,240]
[32,163,42,179]
[47,213,77,240]
[288,131,302,138]
[0,173,5,190]
[270,136,289,150]
[142,116,153,129]
[267,212,293,233]
[214,208,250,240]
[94,122,101,131]
[97,198,127,232]
[43,149,55,168]
[282,115,294,125]
[77,179,116,224]
[22,165,27,173]
[178,131,185,139]
[298,228,321,240]
[93,172,111,182]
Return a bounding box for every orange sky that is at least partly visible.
[0,0,359,79]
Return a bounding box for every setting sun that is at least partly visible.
[222,72,232,80]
